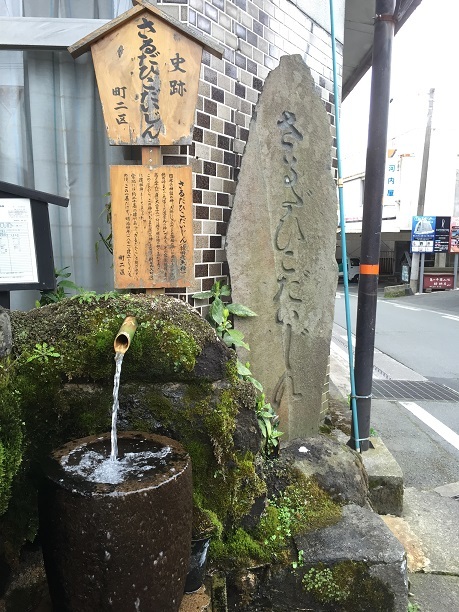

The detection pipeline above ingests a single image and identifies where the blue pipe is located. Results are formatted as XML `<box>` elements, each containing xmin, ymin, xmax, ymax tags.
<box><xmin>328</xmin><ymin>0</ymin><xmax>360</xmax><ymax>452</ymax></box>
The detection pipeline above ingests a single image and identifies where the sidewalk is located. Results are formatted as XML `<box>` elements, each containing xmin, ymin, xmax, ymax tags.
<box><xmin>329</xmin><ymin>350</ymin><xmax>459</xmax><ymax>612</ymax></box>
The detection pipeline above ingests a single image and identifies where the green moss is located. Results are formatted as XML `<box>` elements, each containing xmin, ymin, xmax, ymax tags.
<box><xmin>202</xmin><ymin>389</ymin><xmax>237</xmax><ymax>464</ymax></box>
<box><xmin>210</xmin><ymin>528</ymin><xmax>271</xmax><ymax>567</ymax></box>
<box><xmin>228</xmin><ymin>453</ymin><xmax>266</xmax><ymax>522</ymax></box>
<box><xmin>9</xmin><ymin>294</ymin><xmax>212</xmax><ymax>384</ymax></box>
<box><xmin>239</xmin><ymin>476</ymin><xmax>341</xmax><ymax>567</ymax></box>
<box><xmin>0</xmin><ymin>393</ymin><xmax>23</xmax><ymax>515</ymax></box>
<box><xmin>208</xmin><ymin>474</ymin><xmax>341</xmax><ymax>570</ymax></box>
<box><xmin>192</xmin><ymin>491</ymin><xmax>223</xmax><ymax>538</ymax></box>
<box><xmin>302</xmin><ymin>561</ymin><xmax>394</xmax><ymax>611</ymax></box>
<box><xmin>175</xmin><ymin>384</ymin><xmax>264</xmax><ymax>554</ymax></box>
<box><xmin>276</xmin><ymin>478</ymin><xmax>342</xmax><ymax>535</ymax></box>
<box><xmin>121</xmin><ymin>320</ymin><xmax>200</xmax><ymax>380</ymax></box>
<box><xmin>225</xmin><ymin>357</ymin><xmax>239</xmax><ymax>384</ymax></box>
<box><xmin>253</xmin><ymin>473</ymin><xmax>341</xmax><ymax>557</ymax></box>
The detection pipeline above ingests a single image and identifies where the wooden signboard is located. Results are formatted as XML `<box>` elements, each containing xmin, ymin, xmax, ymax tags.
<box><xmin>111</xmin><ymin>165</ymin><xmax>193</xmax><ymax>289</ymax></box>
<box><xmin>91</xmin><ymin>10</ymin><xmax>202</xmax><ymax>146</ymax></box>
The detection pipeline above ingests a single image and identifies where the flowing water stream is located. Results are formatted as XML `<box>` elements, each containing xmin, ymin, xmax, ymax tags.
<box><xmin>58</xmin><ymin>350</ymin><xmax>172</xmax><ymax>485</ymax></box>
<box><xmin>41</xmin><ymin>326</ymin><xmax>192</xmax><ymax>612</ymax></box>
<box><xmin>111</xmin><ymin>351</ymin><xmax>124</xmax><ymax>461</ymax></box>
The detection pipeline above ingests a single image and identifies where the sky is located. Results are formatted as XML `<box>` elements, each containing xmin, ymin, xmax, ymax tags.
<box><xmin>340</xmin><ymin>0</ymin><xmax>459</xmax><ymax>181</ymax></box>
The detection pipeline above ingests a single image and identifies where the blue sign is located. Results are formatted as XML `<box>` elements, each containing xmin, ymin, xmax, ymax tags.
<box><xmin>411</xmin><ymin>216</ymin><xmax>435</xmax><ymax>252</ymax></box>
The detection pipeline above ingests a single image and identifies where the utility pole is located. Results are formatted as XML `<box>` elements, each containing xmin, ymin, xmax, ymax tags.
<box><xmin>350</xmin><ymin>0</ymin><xmax>396</xmax><ymax>451</ymax></box>
<box><xmin>410</xmin><ymin>88</ymin><xmax>435</xmax><ymax>293</ymax></box>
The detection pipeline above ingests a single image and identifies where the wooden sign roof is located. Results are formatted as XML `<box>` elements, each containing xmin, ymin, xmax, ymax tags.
<box><xmin>68</xmin><ymin>0</ymin><xmax>223</xmax><ymax>60</ymax></box>
<box><xmin>68</xmin><ymin>1</ymin><xmax>222</xmax><ymax>147</ymax></box>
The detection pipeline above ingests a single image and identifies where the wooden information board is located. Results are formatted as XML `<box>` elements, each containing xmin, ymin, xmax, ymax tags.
<box><xmin>91</xmin><ymin>10</ymin><xmax>202</xmax><ymax>146</ymax></box>
<box><xmin>111</xmin><ymin>165</ymin><xmax>193</xmax><ymax>289</ymax></box>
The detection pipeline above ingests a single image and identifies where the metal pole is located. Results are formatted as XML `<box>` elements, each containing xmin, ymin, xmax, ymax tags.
<box><xmin>419</xmin><ymin>252</ymin><xmax>425</xmax><ymax>293</ymax></box>
<box><xmin>350</xmin><ymin>0</ymin><xmax>396</xmax><ymax>452</ymax></box>
<box><xmin>410</xmin><ymin>88</ymin><xmax>435</xmax><ymax>293</ymax></box>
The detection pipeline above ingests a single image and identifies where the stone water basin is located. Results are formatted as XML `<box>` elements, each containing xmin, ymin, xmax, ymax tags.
<box><xmin>39</xmin><ymin>431</ymin><xmax>192</xmax><ymax>612</ymax></box>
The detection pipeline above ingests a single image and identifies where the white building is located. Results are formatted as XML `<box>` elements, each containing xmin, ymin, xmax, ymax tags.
<box><xmin>339</xmin><ymin>1</ymin><xmax>459</xmax><ymax>278</ymax></box>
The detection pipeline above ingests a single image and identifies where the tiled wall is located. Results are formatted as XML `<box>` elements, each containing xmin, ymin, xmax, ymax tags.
<box><xmin>154</xmin><ymin>0</ymin><xmax>342</xmax><ymax>309</ymax></box>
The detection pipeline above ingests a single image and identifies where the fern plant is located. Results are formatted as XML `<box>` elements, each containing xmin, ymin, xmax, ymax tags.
<box><xmin>36</xmin><ymin>267</ymin><xmax>81</xmax><ymax>307</ymax></box>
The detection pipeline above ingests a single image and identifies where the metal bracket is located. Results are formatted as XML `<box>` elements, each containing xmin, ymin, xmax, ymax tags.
<box><xmin>375</xmin><ymin>14</ymin><xmax>397</xmax><ymax>23</ymax></box>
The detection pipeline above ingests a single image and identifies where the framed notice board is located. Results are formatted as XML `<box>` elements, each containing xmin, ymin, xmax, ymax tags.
<box><xmin>0</xmin><ymin>181</ymin><xmax>69</xmax><ymax>293</ymax></box>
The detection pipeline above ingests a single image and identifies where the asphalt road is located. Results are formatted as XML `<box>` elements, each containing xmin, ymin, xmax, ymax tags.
<box><xmin>332</xmin><ymin>286</ymin><xmax>459</xmax><ymax>611</ymax></box>
<box><xmin>334</xmin><ymin>285</ymin><xmax>459</xmax><ymax>380</ymax></box>
<box><xmin>332</xmin><ymin>285</ymin><xmax>459</xmax><ymax>489</ymax></box>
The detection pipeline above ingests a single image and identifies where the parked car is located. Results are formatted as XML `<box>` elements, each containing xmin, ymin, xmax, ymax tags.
<box><xmin>337</xmin><ymin>257</ymin><xmax>360</xmax><ymax>282</ymax></box>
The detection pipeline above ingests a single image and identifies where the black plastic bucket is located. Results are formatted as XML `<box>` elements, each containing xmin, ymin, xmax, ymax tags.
<box><xmin>184</xmin><ymin>537</ymin><xmax>210</xmax><ymax>593</ymax></box>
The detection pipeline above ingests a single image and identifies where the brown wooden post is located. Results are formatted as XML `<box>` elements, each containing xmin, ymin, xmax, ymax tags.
<box><xmin>142</xmin><ymin>147</ymin><xmax>161</xmax><ymax>169</ymax></box>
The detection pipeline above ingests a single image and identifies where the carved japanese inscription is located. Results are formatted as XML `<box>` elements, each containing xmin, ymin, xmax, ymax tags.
<box><xmin>272</xmin><ymin>111</ymin><xmax>308</xmax><ymax>415</ymax></box>
<box><xmin>91</xmin><ymin>10</ymin><xmax>202</xmax><ymax>146</ymax></box>
<box><xmin>226</xmin><ymin>55</ymin><xmax>338</xmax><ymax>441</ymax></box>
<box><xmin>111</xmin><ymin>165</ymin><xmax>193</xmax><ymax>288</ymax></box>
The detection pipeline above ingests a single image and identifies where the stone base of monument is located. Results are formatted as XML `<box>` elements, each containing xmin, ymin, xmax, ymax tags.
<box><xmin>226</xmin><ymin>504</ymin><xmax>408</xmax><ymax>611</ymax></box>
<box><xmin>332</xmin><ymin>428</ymin><xmax>405</xmax><ymax>517</ymax></box>
<box><xmin>361</xmin><ymin>436</ymin><xmax>404</xmax><ymax>516</ymax></box>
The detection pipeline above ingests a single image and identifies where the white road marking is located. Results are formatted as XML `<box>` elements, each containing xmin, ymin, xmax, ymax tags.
<box><xmin>392</xmin><ymin>305</ymin><xmax>421</xmax><ymax>311</ymax></box>
<box><xmin>383</xmin><ymin>302</ymin><xmax>459</xmax><ymax>318</ymax></box>
<box><xmin>400</xmin><ymin>402</ymin><xmax>459</xmax><ymax>452</ymax></box>
<box><xmin>442</xmin><ymin>315</ymin><xmax>459</xmax><ymax>322</ymax></box>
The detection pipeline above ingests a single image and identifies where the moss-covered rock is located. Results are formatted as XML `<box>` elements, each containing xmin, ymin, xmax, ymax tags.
<box><xmin>301</xmin><ymin>560</ymin><xmax>395</xmax><ymax>611</ymax></box>
<box><xmin>0</xmin><ymin>295</ymin><xmax>264</xmax><ymax>574</ymax></box>
<box><xmin>0</xmin><ymin>296</ymin><xmax>403</xmax><ymax>611</ymax></box>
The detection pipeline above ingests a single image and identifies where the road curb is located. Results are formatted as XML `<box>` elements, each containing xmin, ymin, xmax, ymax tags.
<box><xmin>329</xmin><ymin>380</ymin><xmax>405</xmax><ymax>517</ymax></box>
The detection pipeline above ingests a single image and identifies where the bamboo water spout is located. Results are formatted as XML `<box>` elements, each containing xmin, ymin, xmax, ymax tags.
<box><xmin>114</xmin><ymin>316</ymin><xmax>137</xmax><ymax>353</ymax></box>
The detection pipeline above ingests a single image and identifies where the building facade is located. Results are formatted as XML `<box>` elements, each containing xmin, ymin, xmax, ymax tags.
<box><xmin>0</xmin><ymin>0</ymin><xmax>343</xmax><ymax>309</ymax></box>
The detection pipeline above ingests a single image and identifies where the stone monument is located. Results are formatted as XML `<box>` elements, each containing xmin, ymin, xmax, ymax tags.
<box><xmin>226</xmin><ymin>54</ymin><xmax>338</xmax><ymax>441</ymax></box>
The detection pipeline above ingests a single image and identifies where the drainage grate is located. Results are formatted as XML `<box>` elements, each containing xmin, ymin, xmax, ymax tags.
<box><xmin>371</xmin><ymin>380</ymin><xmax>459</xmax><ymax>402</ymax></box>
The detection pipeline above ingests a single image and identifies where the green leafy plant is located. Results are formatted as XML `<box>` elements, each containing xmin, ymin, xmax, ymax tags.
<box><xmin>292</xmin><ymin>548</ymin><xmax>304</xmax><ymax>569</ymax></box>
<box><xmin>255</xmin><ymin>393</ymin><xmax>283</xmax><ymax>455</ymax></box>
<box><xmin>268</xmin><ymin>481</ymin><xmax>341</xmax><ymax>543</ymax></box>
<box><xmin>407</xmin><ymin>603</ymin><xmax>421</xmax><ymax>612</ymax></box>
<box><xmin>302</xmin><ymin>565</ymin><xmax>351</xmax><ymax>604</ymax></box>
<box><xmin>193</xmin><ymin>281</ymin><xmax>256</xmax><ymax>349</ymax></box>
<box><xmin>25</xmin><ymin>343</ymin><xmax>60</xmax><ymax>364</ymax></box>
<box><xmin>73</xmin><ymin>290</ymin><xmax>118</xmax><ymax>305</ymax></box>
<box><xmin>36</xmin><ymin>267</ymin><xmax>81</xmax><ymax>307</ymax></box>
<box><xmin>193</xmin><ymin>282</ymin><xmax>283</xmax><ymax>455</ymax></box>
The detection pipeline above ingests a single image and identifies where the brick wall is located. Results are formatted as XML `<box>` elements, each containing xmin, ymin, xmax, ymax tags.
<box><xmin>153</xmin><ymin>0</ymin><xmax>341</xmax><ymax>309</ymax></box>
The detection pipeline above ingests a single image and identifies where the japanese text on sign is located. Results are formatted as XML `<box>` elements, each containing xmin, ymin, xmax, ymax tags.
<box><xmin>93</xmin><ymin>10</ymin><xmax>202</xmax><ymax>146</ymax></box>
<box><xmin>0</xmin><ymin>199</ymin><xmax>38</xmax><ymax>284</ymax></box>
<box><xmin>111</xmin><ymin>166</ymin><xmax>193</xmax><ymax>289</ymax></box>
